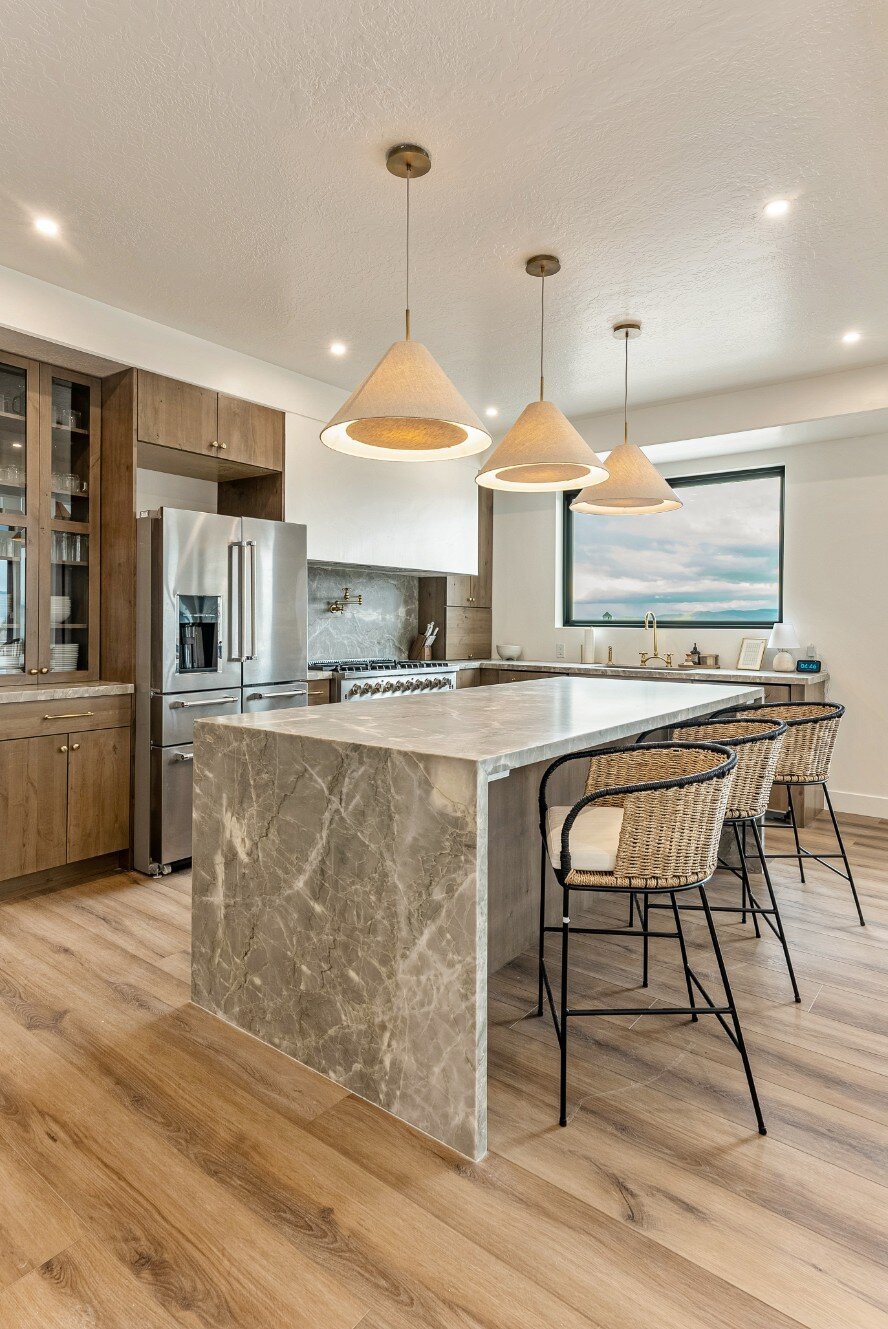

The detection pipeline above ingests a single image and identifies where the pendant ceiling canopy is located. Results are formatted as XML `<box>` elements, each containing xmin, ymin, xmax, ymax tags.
<box><xmin>476</xmin><ymin>256</ymin><xmax>608</xmax><ymax>492</ymax></box>
<box><xmin>570</xmin><ymin>322</ymin><xmax>682</xmax><ymax>515</ymax></box>
<box><xmin>321</xmin><ymin>144</ymin><xmax>490</xmax><ymax>463</ymax></box>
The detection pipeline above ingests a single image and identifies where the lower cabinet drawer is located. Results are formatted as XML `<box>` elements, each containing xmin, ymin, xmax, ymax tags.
<box><xmin>0</xmin><ymin>694</ymin><xmax>132</xmax><ymax>741</ymax></box>
<box><xmin>308</xmin><ymin>680</ymin><xmax>331</xmax><ymax>706</ymax></box>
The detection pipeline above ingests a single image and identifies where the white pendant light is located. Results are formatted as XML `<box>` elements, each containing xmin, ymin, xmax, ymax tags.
<box><xmin>321</xmin><ymin>144</ymin><xmax>490</xmax><ymax>462</ymax></box>
<box><xmin>476</xmin><ymin>256</ymin><xmax>609</xmax><ymax>491</ymax></box>
<box><xmin>570</xmin><ymin>322</ymin><xmax>682</xmax><ymax>515</ymax></box>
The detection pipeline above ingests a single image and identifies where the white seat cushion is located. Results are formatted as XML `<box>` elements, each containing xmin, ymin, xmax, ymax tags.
<box><xmin>546</xmin><ymin>805</ymin><xmax>624</xmax><ymax>873</ymax></box>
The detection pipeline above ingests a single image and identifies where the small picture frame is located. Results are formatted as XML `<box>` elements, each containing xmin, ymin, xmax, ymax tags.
<box><xmin>737</xmin><ymin>637</ymin><xmax>766</xmax><ymax>671</ymax></box>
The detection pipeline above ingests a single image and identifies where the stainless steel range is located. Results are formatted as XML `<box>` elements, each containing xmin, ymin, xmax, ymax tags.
<box><xmin>311</xmin><ymin>657</ymin><xmax>458</xmax><ymax>702</ymax></box>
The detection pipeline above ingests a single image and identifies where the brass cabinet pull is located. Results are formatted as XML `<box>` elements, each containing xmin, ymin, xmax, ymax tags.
<box><xmin>28</xmin><ymin>668</ymin><xmax>38</xmax><ymax>675</ymax></box>
<box><xmin>59</xmin><ymin>744</ymin><xmax>68</xmax><ymax>753</ymax></box>
<box><xmin>40</xmin><ymin>667</ymin><xmax>49</xmax><ymax>674</ymax></box>
<box><xmin>71</xmin><ymin>742</ymin><xmax>81</xmax><ymax>751</ymax></box>
<box><xmin>44</xmin><ymin>710</ymin><xmax>94</xmax><ymax>720</ymax></box>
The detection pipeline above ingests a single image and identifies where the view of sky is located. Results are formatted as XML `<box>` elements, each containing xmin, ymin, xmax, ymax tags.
<box><xmin>569</xmin><ymin>471</ymin><xmax>782</xmax><ymax>624</ymax></box>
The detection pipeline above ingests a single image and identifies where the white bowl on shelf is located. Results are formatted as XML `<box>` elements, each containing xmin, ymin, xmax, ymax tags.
<box><xmin>496</xmin><ymin>644</ymin><xmax>522</xmax><ymax>661</ymax></box>
<box><xmin>50</xmin><ymin>595</ymin><xmax>72</xmax><ymax>624</ymax></box>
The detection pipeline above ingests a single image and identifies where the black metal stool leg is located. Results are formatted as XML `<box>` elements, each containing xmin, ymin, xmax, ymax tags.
<box><xmin>733</xmin><ymin>821</ymin><xmax>761</xmax><ymax>938</ymax></box>
<box><xmin>749</xmin><ymin>818</ymin><xmax>801</xmax><ymax>1002</ymax></box>
<box><xmin>559</xmin><ymin>886</ymin><xmax>570</xmax><ymax>1126</ymax></box>
<box><xmin>786</xmin><ymin>785</ymin><xmax>806</xmax><ymax>883</ymax></box>
<box><xmin>669</xmin><ymin>890</ymin><xmax>698</xmax><ymax>1022</ymax></box>
<box><xmin>823</xmin><ymin>784</ymin><xmax>866</xmax><ymax>926</ymax></box>
<box><xmin>699</xmin><ymin>886</ymin><xmax>767</xmax><ymax>1136</ymax></box>
<box><xmin>535</xmin><ymin>837</ymin><xmax>547</xmax><ymax>1016</ymax></box>
<box><xmin>642</xmin><ymin>893</ymin><xmax>650</xmax><ymax>988</ymax></box>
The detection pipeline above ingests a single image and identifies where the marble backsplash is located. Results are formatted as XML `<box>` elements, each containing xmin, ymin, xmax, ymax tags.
<box><xmin>308</xmin><ymin>563</ymin><xmax>419</xmax><ymax>661</ymax></box>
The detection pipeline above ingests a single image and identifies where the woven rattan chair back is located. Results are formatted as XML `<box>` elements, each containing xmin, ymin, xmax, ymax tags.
<box><xmin>744</xmin><ymin>702</ymin><xmax>844</xmax><ymax>783</ymax></box>
<box><xmin>569</xmin><ymin>743</ymin><xmax>736</xmax><ymax>890</ymax></box>
<box><xmin>673</xmin><ymin>717</ymin><xmax>786</xmax><ymax>819</ymax></box>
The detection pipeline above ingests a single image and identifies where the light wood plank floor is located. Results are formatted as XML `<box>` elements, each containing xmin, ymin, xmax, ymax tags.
<box><xmin>0</xmin><ymin>814</ymin><xmax>885</xmax><ymax>1327</ymax></box>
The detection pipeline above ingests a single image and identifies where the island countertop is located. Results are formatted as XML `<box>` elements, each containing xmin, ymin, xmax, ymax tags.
<box><xmin>198</xmin><ymin>674</ymin><xmax>763</xmax><ymax>772</ymax></box>
<box><xmin>192</xmin><ymin>674</ymin><xmax>762</xmax><ymax>1160</ymax></box>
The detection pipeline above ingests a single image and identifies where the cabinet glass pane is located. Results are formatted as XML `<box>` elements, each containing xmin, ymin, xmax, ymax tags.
<box><xmin>0</xmin><ymin>523</ymin><xmax>26</xmax><ymax>675</ymax></box>
<box><xmin>0</xmin><ymin>361</ymin><xmax>28</xmax><ymax>517</ymax></box>
<box><xmin>49</xmin><ymin>376</ymin><xmax>90</xmax><ymax>522</ymax></box>
<box><xmin>50</xmin><ymin>529</ymin><xmax>88</xmax><ymax>673</ymax></box>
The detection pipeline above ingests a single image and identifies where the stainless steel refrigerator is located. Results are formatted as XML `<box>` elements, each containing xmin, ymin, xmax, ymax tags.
<box><xmin>134</xmin><ymin>508</ymin><xmax>308</xmax><ymax>875</ymax></box>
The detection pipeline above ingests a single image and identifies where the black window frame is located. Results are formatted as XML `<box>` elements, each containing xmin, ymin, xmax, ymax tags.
<box><xmin>562</xmin><ymin>464</ymin><xmax>785</xmax><ymax>629</ymax></box>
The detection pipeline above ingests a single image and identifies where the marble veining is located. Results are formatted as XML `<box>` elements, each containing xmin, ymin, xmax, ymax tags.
<box><xmin>0</xmin><ymin>681</ymin><xmax>134</xmax><ymax>704</ymax></box>
<box><xmin>191</xmin><ymin>676</ymin><xmax>761</xmax><ymax>1158</ymax></box>
<box><xmin>308</xmin><ymin>563</ymin><xmax>418</xmax><ymax>661</ymax></box>
<box><xmin>192</xmin><ymin>720</ymin><xmax>486</xmax><ymax>1157</ymax></box>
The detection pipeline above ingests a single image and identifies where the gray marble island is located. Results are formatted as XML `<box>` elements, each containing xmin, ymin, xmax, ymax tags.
<box><xmin>191</xmin><ymin>676</ymin><xmax>761</xmax><ymax>1159</ymax></box>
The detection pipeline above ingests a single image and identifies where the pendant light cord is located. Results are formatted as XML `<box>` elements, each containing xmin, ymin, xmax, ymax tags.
<box><xmin>623</xmin><ymin>328</ymin><xmax>629</xmax><ymax>444</ymax></box>
<box><xmin>404</xmin><ymin>167</ymin><xmax>411</xmax><ymax>340</ymax></box>
<box><xmin>539</xmin><ymin>273</ymin><xmax>545</xmax><ymax>400</ymax></box>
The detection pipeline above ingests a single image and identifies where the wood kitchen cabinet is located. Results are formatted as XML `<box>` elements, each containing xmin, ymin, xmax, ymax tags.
<box><xmin>0</xmin><ymin>350</ymin><xmax>101</xmax><ymax>687</ymax></box>
<box><xmin>66</xmin><ymin>726</ymin><xmax>131</xmax><ymax>862</ymax></box>
<box><xmin>136</xmin><ymin>371</ymin><xmax>217</xmax><ymax>456</ymax></box>
<box><xmin>135</xmin><ymin>370</ymin><xmax>283</xmax><ymax>472</ymax></box>
<box><xmin>0</xmin><ymin>735</ymin><xmax>68</xmax><ymax>879</ymax></box>
<box><xmin>0</xmin><ymin>693</ymin><xmax>133</xmax><ymax>887</ymax></box>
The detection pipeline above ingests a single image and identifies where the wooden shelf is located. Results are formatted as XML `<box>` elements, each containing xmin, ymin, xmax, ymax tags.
<box><xmin>0</xmin><ymin>411</ymin><xmax>25</xmax><ymax>424</ymax></box>
<box><xmin>51</xmin><ymin>423</ymin><xmax>89</xmax><ymax>435</ymax></box>
<box><xmin>51</xmin><ymin>560</ymin><xmax>88</xmax><ymax>568</ymax></box>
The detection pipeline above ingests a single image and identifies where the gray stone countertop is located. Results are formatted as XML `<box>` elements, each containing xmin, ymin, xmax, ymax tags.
<box><xmin>0</xmin><ymin>680</ymin><xmax>134</xmax><ymax>704</ymax></box>
<box><xmin>200</xmin><ymin>675</ymin><xmax>762</xmax><ymax>775</ymax></box>
<box><xmin>452</xmin><ymin>658</ymin><xmax>828</xmax><ymax>687</ymax></box>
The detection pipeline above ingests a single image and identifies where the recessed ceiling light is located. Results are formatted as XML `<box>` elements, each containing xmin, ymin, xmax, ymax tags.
<box><xmin>34</xmin><ymin>216</ymin><xmax>60</xmax><ymax>237</ymax></box>
<box><xmin>485</xmin><ymin>406</ymin><xmax>499</xmax><ymax>418</ymax></box>
<box><xmin>841</xmin><ymin>329</ymin><xmax>862</xmax><ymax>344</ymax></box>
<box><xmin>763</xmin><ymin>199</ymin><xmax>791</xmax><ymax>218</ymax></box>
<box><xmin>329</xmin><ymin>341</ymin><xmax>347</xmax><ymax>356</ymax></box>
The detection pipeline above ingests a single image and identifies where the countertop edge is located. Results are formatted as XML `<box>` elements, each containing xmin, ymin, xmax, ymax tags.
<box><xmin>0</xmin><ymin>680</ymin><xmax>135</xmax><ymax>704</ymax></box>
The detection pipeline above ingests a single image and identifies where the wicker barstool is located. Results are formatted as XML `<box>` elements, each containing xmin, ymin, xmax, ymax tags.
<box><xmin>536</xmin><ymin>741</ymin><xmax>766</xmax><ymax>1134</ymax></box>
<box><xmin>645</xmin><ymin>716</ymin><xmax>800</xmax><ymax>1002</ymax></box>
<box><xmin>716</xmin><ymin>701</ymin><xmax>863</xmax><ymax>926</ymax></box>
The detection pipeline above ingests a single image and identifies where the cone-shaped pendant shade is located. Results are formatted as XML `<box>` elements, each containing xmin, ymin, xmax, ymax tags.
<box><xmin>570</xmin><ymin>441</ymin><xmax>682</xmax><ymax>514</ymax></box>
<box><xmin>321</xmin><ymin>338</ymin><xmax>490</xmax><ymax>462</ymax></box>
<box><xmin>476</xmin><ymin>400</ymin><xmax>609</xmax><ymax>492</ymax></box>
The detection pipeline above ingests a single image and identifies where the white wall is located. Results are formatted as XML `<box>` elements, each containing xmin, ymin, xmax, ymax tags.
<box><xmin>0</xmin><ymin>263</ymin><xmax>477</xmax><ymax>574</ymax></box>
<box><xmin>492</xmin><ymin>434</ymin><xmax>888</xmax><ymax>817</ymax></box>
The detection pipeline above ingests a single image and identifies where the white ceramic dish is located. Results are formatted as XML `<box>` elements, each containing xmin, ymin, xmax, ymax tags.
<box><xmin>496</xmin><ymin>644</ymin><xmax>522</xmax><ymax>661</ymax></box>
<box><xmin>50</xmin><ymin>595</ymin><xmax>72</xmax><ymax>624</ymax></box>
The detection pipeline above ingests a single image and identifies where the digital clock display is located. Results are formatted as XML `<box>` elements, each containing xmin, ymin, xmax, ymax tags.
<box><xmin>795</xmin><ymin>658</ymin><xmax>822</xmax><ymax>673</ymax></box>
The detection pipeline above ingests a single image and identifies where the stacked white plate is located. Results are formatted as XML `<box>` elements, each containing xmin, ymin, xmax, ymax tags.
<box><xmin>50</xmin><ymin>643</ymin><xmax>79</xmax><ymax>671</ymax></box>
<box><xmin>50</xmin><ymin>595</ymin><xmax>72</xmax><ymax>624</ymax></box>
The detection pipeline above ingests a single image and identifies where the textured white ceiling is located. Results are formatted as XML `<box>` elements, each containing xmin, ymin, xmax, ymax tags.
<box><xmin>0</xmin><ymin>0</ymin><xmax>886</xmax><ymax>423</ymax></box>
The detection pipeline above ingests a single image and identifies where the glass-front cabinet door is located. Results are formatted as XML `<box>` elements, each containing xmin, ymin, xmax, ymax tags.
<box><xmin>38</xmin><ymin>365</ymin><xmax>101</xmax><ymax>680</ymax></box>
<box><xmin>0</xmin><ymin>355</ymin><xmax>39</xmax><ymax>678</ymax></box>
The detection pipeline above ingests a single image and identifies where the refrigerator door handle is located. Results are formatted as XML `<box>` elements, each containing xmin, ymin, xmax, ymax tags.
<box><xmin>246</xmin><ymin>540</ymin><xmax>257</xmax><ymax>661</ymax></box>
<box><xmin>229</xmin><ymin>541</ymin><xmax>245</xmax><ymax>662</ymax></box>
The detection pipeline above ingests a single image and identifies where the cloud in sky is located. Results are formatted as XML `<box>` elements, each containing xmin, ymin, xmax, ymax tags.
<box><xmin>570</xmin><ymin>472</ymin><xmax>782</xmax><ymax>622</ymax></box>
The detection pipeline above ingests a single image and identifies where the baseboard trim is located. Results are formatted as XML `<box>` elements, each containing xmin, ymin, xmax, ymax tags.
<box><xmin>0</xmin><ymin>852</ymin><xmax>126</xmax><ymax>904</ymax></box>
<box><xmin>827</xmin><ymin>789</ymin><xmax>888</xmax><ymax>820</ymax></box>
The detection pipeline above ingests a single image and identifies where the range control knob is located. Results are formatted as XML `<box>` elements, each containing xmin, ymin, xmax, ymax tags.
<box><xmin>382</xmin><ymin>681</ymin><xmax>395</xmax><ymax>693</ymax></box>
<box><xmin>371</xmin><ymin>682</ymin><xmax>383</xmax><ymax>694</ymax></box>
